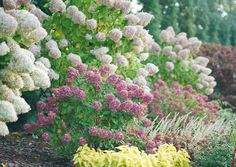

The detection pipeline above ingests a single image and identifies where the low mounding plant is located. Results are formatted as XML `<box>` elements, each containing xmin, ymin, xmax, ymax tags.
<box><xmin>146</xmin><ymin>27</ymin><xmax>216</xmax><ymax>95</ymax></box>
<box><xmin>73</xmin><ymin>144</ymin><xmax>191</xmax><ymax>167</ymax></box>
<box><xmin>193</xmin><ymin>137</ymin><xmax>235</xmax><ymax>167</ymax></box>
<box><xmin>24</xmin><ymin>64</ymin><xmax>157</xmax><ymax>158</ymax></box>
<box><xmin>147</xmin><ymin>79</ymin><xmax>219</xmax><ymax>120</ymax></box>
<box><xmin>0</xmin><ymin>3</ymin><xmax>52</xmax><ymax>136</ymax></box>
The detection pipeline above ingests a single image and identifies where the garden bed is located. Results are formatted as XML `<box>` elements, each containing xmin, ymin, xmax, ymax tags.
<box><xmin>0</xmin><ymin>133</ymin><xmax>71</xmax><ymax>167</ymax></box>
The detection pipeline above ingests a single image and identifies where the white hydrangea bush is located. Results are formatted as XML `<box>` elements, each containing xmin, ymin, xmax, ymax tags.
<box><xmin>145</xmin><ymin>26</ymin><xmax>216</xmax><ymax>95</ymax></box>
<box><xmin>39</xmin><ymin>0</ymin><xmax>161</xmax><ymax>90</ymax></box>
<box><xmin>0</xmin><ymin>2</ymin><xmax>52</xmax><ymax>136</ymax></box>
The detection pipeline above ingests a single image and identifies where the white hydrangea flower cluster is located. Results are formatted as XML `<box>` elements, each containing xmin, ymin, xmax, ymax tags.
<box><xmin>3</xmin><ymin>9</ymin><xmax>48</xmax><ymax>47</ymax></box>
<box><xmin>46</xmin><ymin>39</ymin><xmax>62</xmax><ymax>59</ymax></box>
<box><xmin>159</xmin><ymin>27</ymin><xmax>215</xmax><ymax>95</ymax></box>
<box><xmin>0</xmin><ymin>5</ymin><xmax>52</xmax><ymax>136</ymax></box>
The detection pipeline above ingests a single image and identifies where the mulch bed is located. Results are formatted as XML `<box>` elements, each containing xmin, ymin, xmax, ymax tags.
<box><xmin>0</xmin><ymin>133</ymin><xmax>72</xmax><ymax>167</ymax></box>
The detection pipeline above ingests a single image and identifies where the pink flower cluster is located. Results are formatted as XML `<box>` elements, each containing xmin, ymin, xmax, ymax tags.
<box><xmin>149</xmin><ymin>79</ymin><xmax>219</xmax><ymax>118</ymax></box>
<box><xmin>88</xmin><ymin>127</ymin><xmax>124</xmax><ymax>141</ymax></box>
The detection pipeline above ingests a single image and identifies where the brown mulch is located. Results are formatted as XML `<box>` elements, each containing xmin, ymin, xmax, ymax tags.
<box><xmin>0</xmin><ymin>133</ymin><xmax>72</xmax><ymax>167</ymax></box>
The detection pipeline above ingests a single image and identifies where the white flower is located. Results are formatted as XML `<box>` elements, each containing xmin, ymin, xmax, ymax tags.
<box><xmin>133</xmin><ymin>76</ymin><xmax>147</xmax><ymax>87</ymax></box>
<box><xmin>20</xmin><ymin>73</ymin><xmax>35</xmax><ymax>91</ymax></box>
<box><xmin>0</xmin><ymin>70</ymin><xmax>24</xmax><ymax>89</ymax></box>
<box><xmin>200</xmin><ymin>67</ymin><xmax>212</xmax><ymax>75</ymax></box>
<box><xmin>209</xmin><ymin>81</ymin><xmax>217</xmax><ymax>88</ymax></box>
<box><xmin>48</xmin><ymin>69</ymin><xmax>60</xmax><ymax>80</ymax></box>
<box><xmin>0</xmin><ymin>121</ymin><xmax>9</xmax><ymax>136</ymax></box>
<box><xmin>46</xmin><ymin>40</ymin><xmax>58</xmax><ymax>49</ymax></box>
<box><xmin>151</xmin><ymin>42</ymin><xmax>161</xmax><ymax>55</ymax></box>
<box><xmin>86</xmin><ymin>19</ymin><xmax>97</xmax><ymax>30</ymax></box>
<box><xmin>114</xmin><ymin>0</ymin><xmax>131</xmax><ymax>14</ymax></box>
<box><xmin>67</xmin><ymin>53</ymin><xmax>82</xmax><ymax>67</ymax></box>
<box><xmin>31</xmin><ymin>67</ymin><xmax>51</xmax><ymax>89</ymax></box>
<box><xmin>95</xmin><ymin>0</ymin><xmax>115</xmax><ymax>7</ymax></box>
<box><xmin>3</xmin><ymin>0</ymin><xmax>16</xmax><ymax>10</ymax></box>
<box><xmin>49</xmin><ymin>48</ymin><xmax>61</xmax><ymax>59</ymax></box>
<box><xmin>175</xmin><ymin>32</ymin><xmax>188</xmax><ymax>46</ymax></box>
<box><xmin>85</xmin><ymin>34</ymin><xmax>93</xmax><ymax>41</ymax></box>
<box><xmin>0</xmin><ymin>10</ymin><xmax>18</xmax><ymax>38</ymax></box>
<box><xmin>28</xmin><ymin>4</ymin><xmax>49</xmax><ymax>23</ymax></box>
<box><xmin>100</xmin><ymin>54</ymin><xmax>113</xmax><ymax>64</ymax></box>
<box><xmin>145</xmin><ymin>63</ymin><xmax>159</xmax><ymax>75</ymax></box>
<box><xmin>96</xmin><ymin>32</ymin><xmax>106</xmax><ymax>42</ymax></box>
<box><xmin>59</xmin><ymin>39</ymin><xmax>69</xmax><ymax>48</ymax></box>
<box><xmin>174</xmin><ymin>45</ymin><xmax>183</xmax><ymax>52</ymax></box>
<box><xmin>0</xmin><ymin>85</ymin><xmax>16</xmax><ymax>101</ymax></box>
<box><xmin>124</xmin><ymin>52</ymin><xmax>132</xmax><ymax>59</ymax></box>
<box><xmin>194</xmin><ymin>56</ymin><xmax>209</xmax><ymax>67</ymax></box>
<box><xmin>91</xmin><ymin>47</ymin><xmax>109</xmax><ymax>57</ymax></box>
<box><xmin>107</xmin><ymin>64</ymin><xmax>118</xmax><ymax>74</ymax></box>
<box><xmin>49</xmin><ymin>0</ymin><xmax>66</xmax><ymax>13</ymax></box>
<box><xmin>125</xmin><ymin>14</ymin><xmax>140</xmax><ymax>25</ymax></box>
<box><xmin>169</xmin><ymin>51</ymin><xmax>177</xmax><ymax>60</ymax></box>
<box><xmin>88</xmin><ymin>6</ymin><xmax>95</xmax><ymax>13</ymax></box>
<box><xmin>188</xmin><ymin>37</ymin><xmax>202</xmax><ymax>53</ymax></box>
<box><xmin>67</xmin><ymin>6</ymin><xmax>86</xmax><ymax>24</ymax></box>
<box><xmin>0</xmin><ymin>100</ymin><xmax>17</xmax><ymax>122</ymax></box>
<box><xmin>18</xmin><ymin>0</ymin><xmax>31</xmax><ymax>5</ymax></box>
<box><xmin>162</xmin><ymin>46</ymin><xmax>172</xmax><ymax>55</ymax></box>
<box><xmin>125</xmin><ymin>78</ymin><xmax>133</xmax><ymax>84</ymax></box>
<box><xmin>166</xmin><ymin>61</ymin><xmax>174</xmax><ymax>71</ymax></box>
<box><xmin>191</xmin><ymin>63</ymin><xmax>201</xmax><ymax>72</ymax></box>
<box><xmin>10</xmin><ymin>10</ymin><xmax>41</xmax><ymax>36</ymax></box>
<box><xmin>139</xmin><ymin>53</ymin><xmax>149</xmax><ymax>61</ymax></box>
<box><xmin>24</xmin><ymin>27</ymin><xmax>47</xmax><ymax>46</ymax></box>
<box><xmin>115</xmin><ymin>53</ymin><xmax>128</xmax><ymax>66</ymax></box>
<box><xmin>35</xmin><ymin>61</ymin><xmax>49</xmax><ymax>73</ymax></box>
<box><xmin>29</xmin><ymin>44</ymin><xmax>41</xmax><ymax>57</ymax></box>
<box><xmin>136</xmin><ymin>12</ymin><xmax>154</xmax><ymax>27</ymax></box>
<box><xmin>109</xmin><ymin>29</ymin><xmax>123</xmax><ymax>42</ymax></box>
<box><xmin>0</xmin><ymin>42</ymin><xmax>10</xmax><ymax>56</ymax></box>
<box><xmin>137</xmin><ymin>68</ymin><xmax>149</xmax><ymax>77</ymax></box>
<box><xmin>123</xmin><ymin>26</ymin><xmax>137</xmax><ymax>39</ymax></box>
<box><xmin>10</xmin><ymin>96</ymin><xmax>31</xmax><ymax>115</ymax></box>
<box><xmin>159</xmin><ymin>30</ymin><xmax>170</xmax><ymax>43</ymax></box>
<box><xmin>9</xmin><ymin>50</ymin><xmax>35</xmax><ymax>73</ymax></box>
<box><xmin>178</xmin><ymin>49</ymin><xmax>190</xmax><ymax>60</ymax></box>
<box><xmin>205</xmin><ymin>88</ymin><xmax>214</xmax><ymax>95</ymax></box>
<box><xmin>196</xmin><ymin>83</ymin><xmax>204</xmax><ymax>89</ymax></box>
<box><xmin>38</xmin><ymin>57</ymin><xmax>51</xmax><ymax>68</ymax></box>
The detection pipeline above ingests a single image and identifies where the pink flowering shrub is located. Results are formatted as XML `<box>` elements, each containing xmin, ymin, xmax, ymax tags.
<box><xmin>148</xmin><ymin>79</ymin><xmax>219</xmax><ymax>121</ymax></box>
<box><xmin>24</xmin><ymin>65</ymin><xmax>153</xmax><ymax>158</ymax></box>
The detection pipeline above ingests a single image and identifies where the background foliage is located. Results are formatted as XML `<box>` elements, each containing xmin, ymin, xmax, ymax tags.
<box><xmin>138</xmin><ymin>0</ymin><xmax>236</xmax><ymax>46</ymax></box>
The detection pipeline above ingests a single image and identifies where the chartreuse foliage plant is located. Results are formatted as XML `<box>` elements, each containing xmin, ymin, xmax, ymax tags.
<box><xmin>73</xmin><ymin>144</ymin><xmax>191</xmax><ymax>167</ymax></box>
<box><xmin>0</xmin><ymin>1</ymin><xmax>52</xmax><ymax>136</ymax></box>
<box><xmin>41</xmin><ymin>0</ymin><xmax>160</xmax><ymax>88</ymax></box>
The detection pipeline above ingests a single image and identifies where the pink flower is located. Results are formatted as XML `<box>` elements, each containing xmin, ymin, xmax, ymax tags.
<box><xmin>42</xmin><ymin>132</ymin><xmax>51</xmax><ymax>142</ymax></box>
<box><xmin>114</xmin><ymin>131</ymin><xmax>124</xmax><ymax>141</ymax></box>
<box><xmin>77</xmin><ymin>64</ymin><xmax>87</xmax><ymax>73</ymax></box>
<box><xmin>62</xmin><ymin>134</ymin><xmax>72</xmax><ymax>143</ymax></box>
<box><xmin>118</xmin><ymin>90</ymin><xmax>129</xmax><ymax>99</ymax></box>
<box><xmin>52</xmin><ymin>86</ymin><xmax>73</xmax><ymax>99</ymax></box>
<box><xmin>120</xmin><ymin>100</ymin><xmax>133</xmax><ymax>112</ymax></box>
<box><xmin>107</xmin><ymin>74</ymin><xmax>120</xmax><ymax>86</ymax></box>
<box><xmin>36</xmin><ymin>101</ymin><xmax>47</xmax><ymax>110</ymax></box>
<box><xmin>108</xmin><ymin>99</ymin><xmax>121</xmax><ymax>111</ymax></box>
<box><xmin>93</xmin><ymin>101</ymin><xmax>102</xmax><ymax>111</ymax></box>
<box><xmin>105</xmin><ymin>93</ymin><xmax>115</xmax><ymax>103</ymax></box>
<box><xmin>142</xmin><ymin>93</ymin><xmax>153</xmax><ymax>104</ymax></box>
<box><xmin>48</xmin><ymin>111</ymin><xmax>56</xmax><ymax>124</ymax></box>
<box><xmin>143</xmin><ymin>119</ymin><xmax>152</xmax><ymax>127</ymax></box>
<box><xmin>89</xmin><ymin>127</ymin><xmax>98</xmax><ymax>136</ymax></box>
<box><xmin>150</xmin><ymin>105</ymin><xmax>161</xmax><ymax>113</ymax></box>
<box><xmin>98</xmin><ymin>129</ymin><xmax>112</xmax><ymax>139</ymax></box>
<box><xmin>145</xmin><ymin>141</ymin><xmax>156</xmax><ymax>149</ymax></box>
<box><xmin>99</xmin><ymin>65</ymin><xmax>110</xmax><ymax>76</ymax></box>
<box><xmin>78</xmin><ymin>137</ymin><xmax>87</xmax><ymax>145</ymax></box>
<box><xmin>115</xmin><ymin>82</ymin><xmax>127</xmax><ymax>91</ymax></box>
<box><xmin>38</xmin><ymin>113</ymin><xmax>48</xmax><ymax>127</ymax></box>
<box><xmin>85</xmin><ymin>71</ymin><xmax>102</xmax><ymax>86</ymax></box>
<box><xmin>72</xmin><ymin>87</ymin><xmax>86</xmax><ymax>101</ymax></box>
<box><xmin>67</xmin><ymin>67</ymin><xmax>79</xmax><ymax>78</ymax></box>
<box><xmin>23</xmin><ymin>123</ymin><xmax>39</xmax><ymax>134</ymax></box>
<box><xmin>131</xmin><ymin>103</ymin><xmax>146</xmax><ymax>118</ymax></box>
<box><xmin>157</xmin><ymin>112</ymin><xmax>165</xmax><ymax>119</ymax></box>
